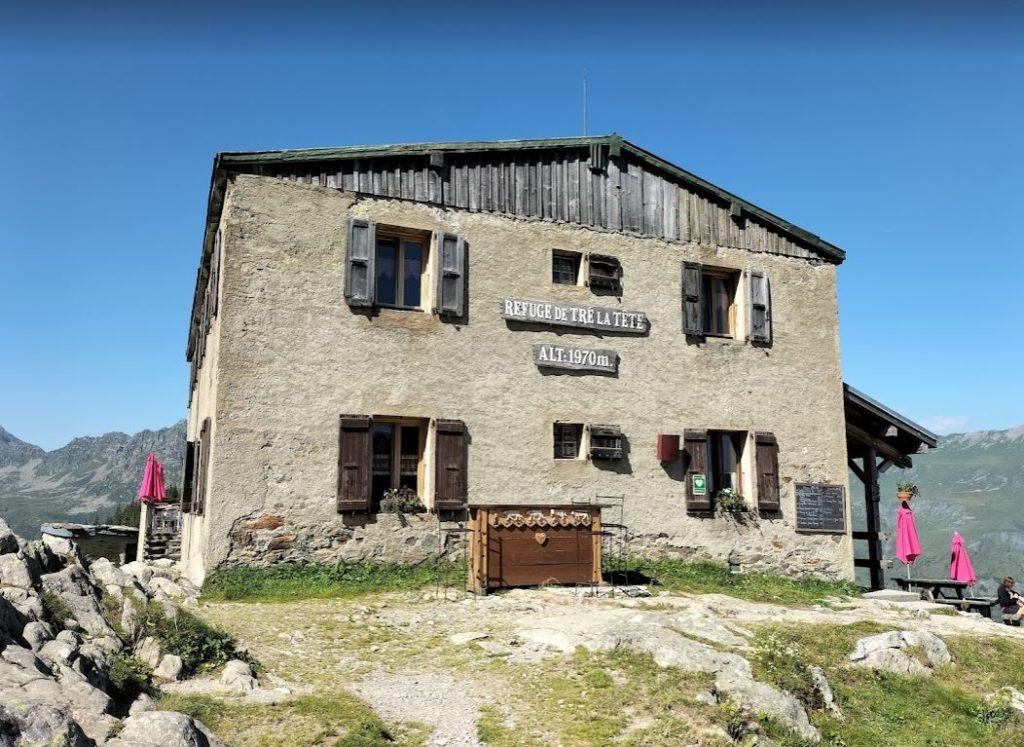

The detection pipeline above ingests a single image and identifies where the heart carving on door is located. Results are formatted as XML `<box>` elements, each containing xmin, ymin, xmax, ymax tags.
<box><xmin>534</xmin><ymin>531</ymin><xmax>548</xmax><ymax>546</ymax></box>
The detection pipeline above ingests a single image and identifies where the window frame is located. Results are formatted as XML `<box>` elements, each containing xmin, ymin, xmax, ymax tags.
<box><xmin>552</xmin><ymin>250</ymin><xmax>583</xmax><ymax>286</ymax></box>
<box><xmin>375</xmin><ymin>228</ymin><xmax>430</xmax><ymax>311</ymax></box>
<box><xmin>701</xmin><ymin>268</ymin><xmax>739</xmax><ymax>338</ymax></box>
<box><xmin>369</xmin><ymin>416</ymin><xmax>428</xmax><ymax>509</ymax></box>
<box><xmin>553</xmin><ymin>422</ymin><xmax>584</xmax><ymax>460</ymax></box>
<box><xmin>708</xmin><ymin>430</ymin><xmax>746</xmax><ymax>497</ymax></box>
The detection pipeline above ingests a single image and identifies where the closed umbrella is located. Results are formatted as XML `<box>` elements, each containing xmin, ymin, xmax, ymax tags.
<box><xmin>138</xmin><ymin>452</ymin><xmax>167</xmax><ymax>503</ymax></box>
<box><xmin>895</xmin><ymin>504</ymin><xmax>922</xmax><ymax>578</ymax></box>
<box><xmin>949</xmin><ymin>531</ymin><xmax>977</xmax><ymax>586</ymax></box>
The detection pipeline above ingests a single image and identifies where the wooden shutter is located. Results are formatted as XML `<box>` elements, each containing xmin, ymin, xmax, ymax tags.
<box><xmin>750</xmin><ymin>270</ymin><xmax>771</xmax><ymax>343</ymax></box>
<box><xmin>181</xmin><ymin>440</ymin><xmax>196</xmax><ymax>513</ymax></box>
<box><xmin>434</xmin><ymin>419</ymin><xmax>467</xmax><ymax>511</ymax></box>
<box><xmin>345</xmin><ymin>219</ymin><xmax>376</xmax><ymax>307</ymax></box>
<box><xmin>681</xmin><ymin>261</ymin><xmax>704</xmax><ymax>337</ymax></box>
<box><xmin>195</xmin><ymin>419</ymin><xmax>211</xmax><ymax>516</ymax></box>
<box><xmin>755</xmin><ymin>432</ymin><xmax>780</xmax><ymax>511</ymax></box>
<box><xmin>337</xmin><ymin>415</ymin><xmax>372</xmax><ymax>512</ymax></box>
<box><xmin>209</xmin><ymin>229</ymin><xmax>222</xmax><ymax>321</ymax></box>
<box><xmin>683</xmin><ymin>429</ymin><xmax>710</xmax><ymax>511</ymax></box>
<box><xmin>436</xmin><ymin>233</ymin><xmax>466</xmax><ymax>318</ymax></box>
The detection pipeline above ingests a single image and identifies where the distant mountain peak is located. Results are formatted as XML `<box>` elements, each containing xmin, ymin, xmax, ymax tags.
<box><xmin>0</xmin><ymin>426</ymin><xmax>45</xmax><ymax>468</ymax></box>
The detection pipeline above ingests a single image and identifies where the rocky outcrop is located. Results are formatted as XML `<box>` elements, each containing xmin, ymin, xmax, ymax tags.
<box><xmin>0</xmin><ymin>517</ymin><xmax>217</xmax><ymax>746</ymax></box>
<box><xmin>849</xmin><ymin>630</ymin><xmax>952</xmax><ymax>677</ymax></box>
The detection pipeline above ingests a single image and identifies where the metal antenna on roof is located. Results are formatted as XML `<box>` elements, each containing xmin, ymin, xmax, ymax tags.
<box><xmin>583</xmin><ymin>70</ymin><xmax>588</xmax><ymax>135</ymax></box>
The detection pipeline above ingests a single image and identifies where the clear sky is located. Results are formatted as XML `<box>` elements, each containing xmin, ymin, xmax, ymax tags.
<box><xmin>2</xmin><ymin>1</ymin><xmax>1022</xmax><ymax>450</ymax></box>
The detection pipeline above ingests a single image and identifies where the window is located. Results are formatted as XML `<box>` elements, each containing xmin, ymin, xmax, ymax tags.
<box><xmin>708</xmin><ymin>430</ymin><xmax>744</xmax><ymax>495</ymax></box>
<box><xmin>553</xmin><ymin>423</ymin><xmax>583</xmax><ymax>459</ymax></box>
<box><xmin>370</xmin><ymin>419</ymin><xmax>426</xmax><ymax>510</ymax></box>
<box><xmin>376</xmin><ymin>232</ymin><xmax>427</xmax><ymax>309</ymax></box>
<box><xmin>552</xmin><ymin>250</ymin><xmax>582</xmax><ymax>285</ymax></box>
<box><xmin>702</xmin><ymin>269</ymin><xmax>738</xmax><ymax>337</ymax></box>
<box><xmin>587</xmin><ymin>254</ymin><xmax>622</xmax><ymax>293</ymax></box>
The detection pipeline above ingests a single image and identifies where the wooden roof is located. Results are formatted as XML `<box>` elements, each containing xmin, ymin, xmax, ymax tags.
<box><xmin>187</xmin><ymin>135</ymin><xmax>847</xmax><ymax>360</ymax></box>
<box><xmin>844</xmin><ymin>383</ymin><xmax>939</xmax><ymax>469</ymax></box>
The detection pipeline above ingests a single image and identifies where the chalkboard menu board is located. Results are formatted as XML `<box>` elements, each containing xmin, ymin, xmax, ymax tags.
<box><xmin>795</xmin><ymin>483</ymin><xmax>847</xmax><ymax>533</ymax></box>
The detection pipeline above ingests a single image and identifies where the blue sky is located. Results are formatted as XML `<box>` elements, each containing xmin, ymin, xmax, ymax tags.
<box><xmin>2</xmin><ymin>1</ymin><xmax>1022</xmax><ymax>450</ymax></box>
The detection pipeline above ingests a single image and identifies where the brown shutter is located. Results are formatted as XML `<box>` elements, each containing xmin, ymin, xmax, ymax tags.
<box><xmin>681</xmin><ymin>261</ymin><xmax>704</xmax><ymax>337</ymax></box>
<box><xmin>436</xmin><ymin>233</ymin><xmax>466</xmax><ymax>318</ymax></box>
<box><xmin>749</xmin><ymin>270</ymin><xmax>771</xmax><ymax>344</ymax></box>
<box><xmin>434</xmin><ymin>419</ymin><xmax>467</xmax><ymax>511</ymax></box>
<box><xmin>337</xmin><ymin>415</ymin><xmax>372</xmax><ymax>512</ymax></box>
<box><xmin>683</xmin><ymin>429</ymin><xmax>710</xmax><ymax>511</ymax></box>
<box><xmin>755</xmin><ymin>431</ymin><xmax>781</xmax><ymax>511</ymax></box>
<box><xmin>345</xmin><ymin>219</ymin><xmax>376</xmax><ymax>307</ymax></box>
<box><xmin>195</xmin><ymin>419</ymin><xmax>211</xmax><ymax>516</ymax></box>
<box><xmin>209</xmin><ymin>229</ymin><xmax>222</xmax><ymax>321</ymax></box>
<box><xmin>181</xmin><ymin>440</ymin><xmax>196</xmax><ymax>513</ymax></box>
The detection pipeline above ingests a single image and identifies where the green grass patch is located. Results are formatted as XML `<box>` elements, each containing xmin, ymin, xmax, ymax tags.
<box><xmin>106</xmin><ymin>653</ymin><xmax>154</xmax><ymax>707</ymax></box>
<box><xmin>748</xmin><ymin>624</ymin><xmax>1024</xmax><ymax>747</ymax></box>
<box><xmin>158</xmin><ymin>692</ymin><xmax>400</xmax><ymax>746</ymax></box>
<box><xmin>629</xmin><ymin>557</ymin><xmax>860</xmax><ymax>606</ymax></box>
<box><xmin>202</xmin><ymin>561</ymin><xmax>460</xmax><ymax>602</ymax></box>
<box><xmin>39</xmin><ymin>590</ymin><xmax>73</xmax><ymax>627</ymax></box>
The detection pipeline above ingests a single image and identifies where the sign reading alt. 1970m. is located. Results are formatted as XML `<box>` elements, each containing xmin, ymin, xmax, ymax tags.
<box><xmin>533</xmin><ymin>343</ymin><xmax>618</xmax><ymax>373</ymax></box>
<box><xmin>501</xmin><ymin>298</ymin><xmax>649</xmax><ymax>333</ymax></box>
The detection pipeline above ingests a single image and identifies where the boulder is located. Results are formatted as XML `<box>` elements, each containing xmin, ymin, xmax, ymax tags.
<box><xmin>2</xmin><ymin>644</ymin><xmax>52</xmax><ymax>676</ymax></box>
<box><xmin>41</xmin><ymin>534</ymin><xmax>75</xmax><ymax>558</ymax></box>
<box><xmin>154</xmin><ymin>654</ymin><xmax>184</xmax><ymax>681</ymax></box>
<box><xmin>809</xmin><ymin>666</ymin><xmax>843</xmax><ymax>721</ymax></box>
<box><xmin>136</xmin><ymin>636</ymin><xmax>162</xmax><ymax>668</ymax></box>
<box><xmin>106</xmin><ymin>710</ymin><xmax>225</xmax><ymax>747</ymax></box>
<box><xmin>40</xmin><ymin>565</ymin><xmax>117</xmax><ymax>638</ymax></box>
<box><xmin>121</xmin><ymin>561</ymin><xmax>154</xmax><ymax>586</ymax></box>
<box><xmin>987</xmin><ymin>686</ymin><xmax>1024</xmax><ymax>719</ymax></box>
<box><xmin>90</xmin><ymin>557</ymin><xmax>132</xmax><ymax>588</ymax></box>
<box><xmin>129</xmin><ymin>693</ymin><xmax>157</xmax><ymax>716</ymax></box>
<box><xmin>220</xmin><ymin>659</ymin><xmax>257</xmax><ymax>692</ymax></box>
<box><xmin>849</xmin><ymin>630</ymin><xmax>951</xmax><ymax>677</ymax></box>
<box><xmin>150</xmin><ymin>576</ymin><xmax>187</xmax><ymax>599</ymax></box>
<box><xmin>0</xmin><ymin>593</ymin><xmax>27</xmax><ymax>645</ymax></box>
<box><xmin>40</xmin><ymin>639</ymin><xmax>78</xmax><ymax>668</ymax></box>
<box><xmin>3</xmin><ymin>586</ymin><xmax>45</xmax><ymax>621</ymax></box>
<box><xmin>0</xmin><ymin>517</ymin><xmax>18</xmax><ymax>555</ymax></box>
<box><xmin>0</xmin><ymin>701</ymin><xmax>93</xmax><ymax>747</ymax></box>
<box><xmin>0</xmin><ymin>551</ymin><xmax>36</xmax><ymax>588</ymax></box>
<box><xmin>716</xmin><ymin>672</ymin><xmax>820</xmax><ymax>743</ymax></box>
<box><xmin>22</xmin><ymin>620</ymin><xmax>55</xmax><ymax>651</ymax></box>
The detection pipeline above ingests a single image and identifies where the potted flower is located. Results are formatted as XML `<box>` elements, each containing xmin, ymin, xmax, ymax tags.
<box><xmin>716</xmin><ymin>487</ymin><xmax>748</xmax><ymax>514</ymax></box>
<box><xmin>380</xmin><ymin>486</ymin><xmax>424</xmax><ymax>514</ymax></box>
<box><xmin>896</xmin><ymin>481</ymin><xmax>919</xmax><ymax>502</ymax></box>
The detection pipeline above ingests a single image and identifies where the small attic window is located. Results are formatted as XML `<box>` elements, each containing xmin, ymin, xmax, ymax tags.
<box><xmin>587</xmin><ymin>254</ymin><xmax>622</xmax><ymax>293</ymax></box>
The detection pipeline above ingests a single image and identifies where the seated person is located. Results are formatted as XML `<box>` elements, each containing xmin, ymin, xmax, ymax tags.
<box><xmin>998</xmin><ymin>577</ymin><xmax>1024</xmax><ymax>620</ymax></box>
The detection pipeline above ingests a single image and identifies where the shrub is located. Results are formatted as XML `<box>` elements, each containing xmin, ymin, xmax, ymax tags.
<box><xmin>39</xmin><ymin>590</ymin><xmax>73</xmax><ymax>628</ymax></box>
<box><xmin>379</xmin><ymin>486</ymin><xmax>423</xmax><ymax>514</ymax></box>
<box><xmin>153</xmin><ymin>608</ymin><xmax>258</xmax><ymax>677</ymax></box>
<box><xmin>107</xmin><ymin>653</ymin><xmax>153</xmax><ymax>705</ymax></box>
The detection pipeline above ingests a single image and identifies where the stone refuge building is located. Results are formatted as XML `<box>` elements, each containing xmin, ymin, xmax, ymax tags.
<box><xmin>179</xmin><ymin>134</ymin><xmax>916</xmax><ymax>586</ymax></box>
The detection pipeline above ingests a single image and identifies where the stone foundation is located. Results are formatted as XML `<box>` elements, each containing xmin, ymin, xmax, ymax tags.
<box><xmin>221</xmin><ymin>512</ymin><xmax>465</xmax><ymax>569</ymax></box>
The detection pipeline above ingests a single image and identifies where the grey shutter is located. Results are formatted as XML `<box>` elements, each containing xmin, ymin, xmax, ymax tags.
<box><xmin>750</xmin><ymin>270</ymin><xmax>772</xmax><ymax>343</ymax></box>
<box><xmin>436</xmin><ymin>232</ymin><xmax>466</xmax><ymax>318</ymax></box>
<box><xmin>345</xmin><ymin>219</ymin><xmax>376</xmax><ymax>307</ymax></box>
<box><xmin>209</xmin><ymin>229</ymin><xmax>222</xmax><ymax>320</ymax></box>
<box><xmin>681</xmin><ymin>261</ymin><xmax>704</xmax><ymax>336</ymax></box>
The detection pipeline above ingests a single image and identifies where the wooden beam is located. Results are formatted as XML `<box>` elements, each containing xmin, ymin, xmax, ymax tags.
<box><xmin>846</xmin><ymin>422</ymin><xmax>912</xmax><ymax>468</ymax></box>
<box><xmin>854</xmin><ymin>557</ymin><xmax>879</xmax><ymax>568</ymax></box>
<box><xmin>848</xmin><ymin>458</ymin><xmax>866</xmax><ymax>484</ymax></box>
<box><xmin>852</xmin><ymin>531</ymin><xmax>884</xmax><ymax>541</ymax></box>
<box><xmin>863</xmin><ymin>445</ymin><xmax>885</xmax><ymax>590</ymax></box>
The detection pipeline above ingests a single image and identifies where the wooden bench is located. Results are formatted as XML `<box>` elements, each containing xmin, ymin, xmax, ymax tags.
<box><xmin>931</xmin><ymin>596</ymin><xmax>998</xmax><ymax>618</ymax></box>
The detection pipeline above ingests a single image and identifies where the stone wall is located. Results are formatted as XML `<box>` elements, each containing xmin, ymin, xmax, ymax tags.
<box><xmin>183</xmin><ymin>174</ymin><xmax>853</xmax><ymax>584</ymax></box>
<box><xmin>222</xmin><ymin>511</ymin><xmax>465</xmax><ymax>568</ymax></box>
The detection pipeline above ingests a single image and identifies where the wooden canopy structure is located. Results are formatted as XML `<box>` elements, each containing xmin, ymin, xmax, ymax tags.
<box><xmin>844</xmin><ymin>383</ymin><xmax>938</xmax><ymax>590</ymax></box>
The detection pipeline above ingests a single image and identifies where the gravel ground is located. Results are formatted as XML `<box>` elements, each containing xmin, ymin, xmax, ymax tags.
<box><xmin>349</xmin><ymin>670</ymin><xmax>486</xmax><ymax>747</ymax></box>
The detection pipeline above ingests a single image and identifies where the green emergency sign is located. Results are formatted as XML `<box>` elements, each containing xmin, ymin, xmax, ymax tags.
<box><xmin>692</xmin><ymin>474</ymin><xmax>707</xmax><ymax>495</ymax></box>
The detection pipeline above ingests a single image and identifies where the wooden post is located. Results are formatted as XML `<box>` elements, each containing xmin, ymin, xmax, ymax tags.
<box><xmin>863</xmin><ymin>448</ymin><xmax>885</xmax><ymax>590</ymax></box>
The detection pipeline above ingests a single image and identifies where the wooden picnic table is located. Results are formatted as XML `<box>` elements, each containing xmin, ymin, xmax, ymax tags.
<box><xmin>893</xmin><ymin>577</ymin><xmax>969</xmax><ymax>600</ymax></box>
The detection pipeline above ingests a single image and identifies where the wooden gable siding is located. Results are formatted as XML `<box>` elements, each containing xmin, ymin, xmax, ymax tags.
<box><xmin>240</xmin><ymin>150</ymin><xmax>819</xmax><ymax>262</ymax></box>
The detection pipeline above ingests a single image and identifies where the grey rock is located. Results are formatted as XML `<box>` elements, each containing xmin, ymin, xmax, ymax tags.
<box><xmin>22</xmin><ymin>620</ymin><xmax>54</xmax><ymax>651</ymax></box>
<box><xmin>154</xmin><ymin>654</ymin><xmax>184</xmax><ymax>681</ymax></box>
<box><xmin>150</xmin><ymin>576</ymin><xmax>186</xmax><ymax>599</ymax></box>
<box><xmin>0</xmin><ymin>592</ymin><xmax>27</xmax><ymax>645</ymax></box>
<box><xmin>41</xmin><ymin>534</ymin><xmax>75</xmax><ymax>557</ymax></box>
<box><xmin>809</xmin><ymin>665</ymin><xmax>843</xmax><ymax>721</ymax></box>
<box><xmin>849</xmin><ymin>630</ymin><xmax>951</xmax><ymax>677</ymax></box>
<box><xmin>0</xmin><ymin>551</ymin><xmax>35</xmax><ymax>588</ymax></box>
<box><xmin>694</xmin><ymin>690</ymin><xmax>719</xmax><ymax>705</ymax></box>
<box><xmin>0</xmin><ymin>701</ymin><xmax>93</xmax><ymax>747</ymax></box>
<box><xmin>129</xmin><ymin>693</ymin><xmax>157</xmax><ymax>716</ymax></box>
<box><xmin>121</xmin><ymin>561</ymin><xmax>154</xmax><ymax>586</ymax></box>
<box><xmin>57</xmin><ymin>629</ymin><xmax>82</xmax><ymax>646</ymax></box>
<box><xmin>90</xmin><ymin>557</ymin><xmax>132</xmax><ymax>588</ymax></box>
<box><xmin>106</xmin><ymin>710</ymin><xmax>225</xmax><ymax>747</ymax></box>
<box><xmin>987</xmin><ymin>686</ymin><xmax>1024</xmax><ymax>719</ymax></box>
<box><xmin>136</xmin><ymin>636</ymin><xmax>162</xmax><ymax>668</ymax></box>
<box><xmin>448</xmin><ymin>631</ymin><xmax>489</xmax><ymax>645</ymax></box>
<box><xmin>40</xmin><ymin>639</ymin><xmax>77</xmax><ymax>668</ymax></box>
<box><xmin>2</xmin><ymin>644</ymin><xmax>52</xmax><ymax>676</ymax></box>
<box><xmin>0</xmin><ymin>517</ymin><xmax>18</xmax><ymax>555</ymax></box>
<box><xmin>716</xmin><ymin>673</ymin><xmax>820</xmax><ymax>743</ymax></box>
<box><xmin>40</xmin><ymin>565</ymin><xmax>116</xmax><ymax>638</ymax></box>
<box><xmin>220</xmin><ymin>659</ymin><xmax>257</xmax><ymax>692</ymax></box>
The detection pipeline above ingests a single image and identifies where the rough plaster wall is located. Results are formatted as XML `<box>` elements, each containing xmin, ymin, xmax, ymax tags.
<box><xmin>201</xmin><ymin>174</ymin><xmax>853</xmax><ymax>581</ymax></box>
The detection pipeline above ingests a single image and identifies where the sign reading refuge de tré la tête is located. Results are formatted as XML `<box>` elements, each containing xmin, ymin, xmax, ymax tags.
<box><xmin>501</xmin><ymin>298</ymin><xmax>649</xmax><ymax>333</ymax></box>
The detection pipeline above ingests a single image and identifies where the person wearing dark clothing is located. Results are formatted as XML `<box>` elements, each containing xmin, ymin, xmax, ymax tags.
<box><xmin>998</xmin><ymin>577</ymin><xmax>1023</xmax><ymax>620</ymax></box>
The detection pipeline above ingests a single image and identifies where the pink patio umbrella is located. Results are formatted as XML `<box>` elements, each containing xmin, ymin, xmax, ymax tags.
<box><xmin>949</xmin><ymin>531</ymin><xmax>977</xmax><ymax>586</ymax></box>
<box><xmin>895</xmin><ymin>503</ymin><xmax>922</xmax><ymax>578</ymax></box>
<box><xmin>138</xmin><ymin>452</ymin><xmax>167</xmax><ymax>503</ymax></box>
